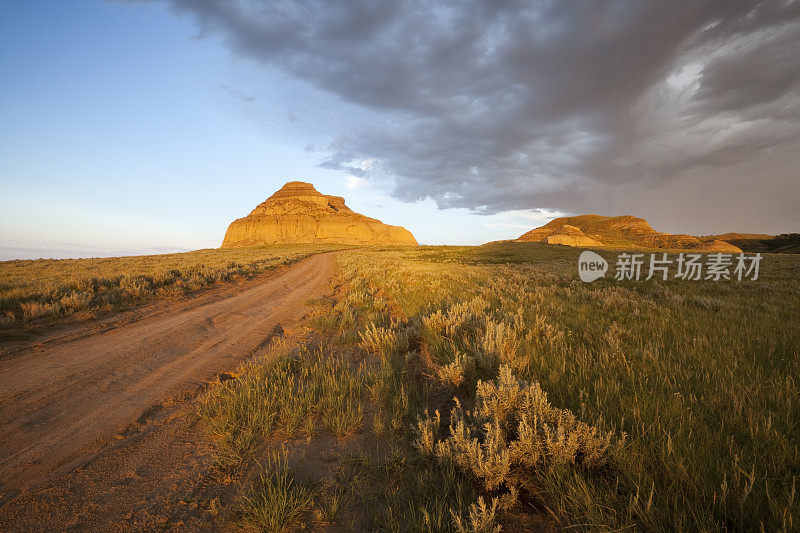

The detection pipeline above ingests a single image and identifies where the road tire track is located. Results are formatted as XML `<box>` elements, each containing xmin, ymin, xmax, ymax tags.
<box><xmin>0</xmin><ymin>252</ymin><xmax>336</xmax><ymax>529</ymax></box>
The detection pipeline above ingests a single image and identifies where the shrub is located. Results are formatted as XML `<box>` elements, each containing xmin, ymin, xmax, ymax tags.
<box><xmin>423</xmin><ymin>299</ymin><xmax>483</xmax><ymax>339</ymax></box>
<box><xmin>481</xmin><ymin>320</ymin><xmax>521</xmax><ymax>370</ymax></box>
<box><xmin>437</xmin><ymin>351</ymin><xmax>476</xmax><ymax>387</ymax></box>
<box><xmin>59</xmin><ymin>291</ymin><xmax>93</xmax><ymax>312</ymax></box>
<box><xmin>21</xmin><ymin>301</ymin><xmax>58</xmax><ymax>320</ymax></box>
<box><xmin>451</xmin><ymin>496</ymin><xmax>501</xmax><ymax>533</ymax></box>
<box><xmin>416</xmin><ymin>365</ymin><xmax>622</xmax><ymax>495</ymax></box>
<box><xmin>359</xmin><ymin>322</ymin><xmax>408</xmax><ymax>357</ymax></box>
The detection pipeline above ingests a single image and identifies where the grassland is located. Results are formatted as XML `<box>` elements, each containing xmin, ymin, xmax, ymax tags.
<box><xmin>0</xmin><ymin>244</ymin><xmax>342</xmax><ymax>328</ymax></box>
<box><xmin>200</xmin><ymin>243</ymin><xmax>799</xmax><ymax>531</ymax></box>
<box><xmin>4</xmin><ymin>242</ymin><xmax>796</xmax><ymax>530</ymax></box>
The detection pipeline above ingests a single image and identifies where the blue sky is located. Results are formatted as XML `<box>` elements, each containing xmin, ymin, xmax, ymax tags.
<box><xmin>1</xmin><ymin>1</ymin><xmax>798</xmax><ymax>259</ymax></box>
<box><xmin>0</xmin><ymin>0</ymin><xmax>558</xmax><ymax>259</ymax></box>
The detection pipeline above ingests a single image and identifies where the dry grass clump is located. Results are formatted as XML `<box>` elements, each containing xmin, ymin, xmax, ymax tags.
<box><xmin>418</xmin><ymin>299</ymin><xmax>529</xmax><ymax>382</ymax></box>
<box><xmin>21</xmin><ymin>300</ymin><xmax>59</xmax><ymax>320</ymax></box>
<box><xmin>417</xmin><ymin>365</ymin><xmax>621</xmax><ymax>498</ymax></box>
<box><xmin>452</xmin><ymin>496</ymin><xmax>501</xmax><ymax>533</ymax></box>
<box><xmin>423</xmin><ymin>297</ymin><xmax>488</xmax><ymax>338</ymax></box>
<box><xmin>358</xmin><ymin>322</ymin><xmax>409</xmax><ymax>357</ymax></box>
<box><xmin>436</xmin><ymin>351</ymin><xmax>476</xmax><ymax>387</ymax></box>
<box><xmin>58</xmin><ymin>291</ymin><xmax>93</xmax><ymax>311</ymax></box>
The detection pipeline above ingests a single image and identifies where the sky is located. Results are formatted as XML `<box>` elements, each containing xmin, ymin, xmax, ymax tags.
<box><xmin>1</xmin><ymin>1</ymin><xmax>798</xmax><ymax>260</ymax></box>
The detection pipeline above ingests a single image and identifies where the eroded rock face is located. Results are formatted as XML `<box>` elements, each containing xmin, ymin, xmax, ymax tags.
<box><xmin>221</xmin><ymin>181</ymin><xmax>418</xmax><ymax>247</ymax></box>
<box><xmin>542</xmin><ymin>225</ymin><xmax>604</xmax><ymax>247</ymax></box>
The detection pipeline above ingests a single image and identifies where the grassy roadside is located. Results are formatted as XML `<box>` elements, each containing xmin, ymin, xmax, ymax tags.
<box><xmin>198</xmin><ymin>243</ymin><xmax>799</xmax><ymax>531</ymax></box>
<box><xmin>0</xmin><ymin>244</ymin><xmax>343</xmax><ymax>329</ymax></box>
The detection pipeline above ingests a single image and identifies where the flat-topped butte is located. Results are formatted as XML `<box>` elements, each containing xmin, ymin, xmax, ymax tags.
<box><xmin>222</xmin><ymin>181</ymin><xmax>418</xmax><ymax>247</ymax></box>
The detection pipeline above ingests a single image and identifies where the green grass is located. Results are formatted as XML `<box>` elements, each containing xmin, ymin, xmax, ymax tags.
<box><xmin>0</xmin><ymin>244</ymin><xmax>341</xmax><ymax>327</ymax></box>
<box><xmin>198</xmin><ymin>242</ymin><xmax>798</xmax><ymax>530</ymax></box>
<box><xmin>198</xmin><ymin>343</ymin><xmax>368</xmax><ymax>464</ymax></box>
<box><xmin>330</xmin><ymin>444</ymin><xmax>482</xmax><ymax>532</ymax></box>
<box><xmin>243</xmin><ymin>449</ymin><xmax>315</xmax><ymax>532</ymax></box>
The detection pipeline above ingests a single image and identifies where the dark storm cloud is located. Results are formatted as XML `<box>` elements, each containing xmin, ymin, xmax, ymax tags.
<box><xmin>152</xmin><ymin>0</ymin><xmax>800</xmax><ymax>230</ymax></box>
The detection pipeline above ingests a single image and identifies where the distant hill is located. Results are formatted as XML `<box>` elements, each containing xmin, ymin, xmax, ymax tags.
<box><xmin>514</xmin><ymin>214</ymin><xmax>743</xmax><ymax>252</ymax></box>
<box><xmin>221</xmin><ymin>181</ymin><xmax>418</xmax><ymax>247</ymax></box>
<box><xmin>698</xmin><ymin>233</ymin><xmax>800</xmax><ymax>254</ymax></box>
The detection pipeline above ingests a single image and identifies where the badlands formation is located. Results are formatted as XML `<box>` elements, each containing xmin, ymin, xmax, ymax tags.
<box><xmin>516</xmin><ymin>214</ymin><xmax>743</xmax><ymax>252</ymax></box>
<box><xmin>221</xmin><ymin>181</ymin><xmax>417</xmax><ymax>247</ymax></box>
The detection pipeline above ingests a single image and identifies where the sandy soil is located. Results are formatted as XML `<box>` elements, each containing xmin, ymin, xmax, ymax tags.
<box><xmin>0</xmin><ymin>252</ymin><xmax>336</xmax><ymax>530</ymax></box>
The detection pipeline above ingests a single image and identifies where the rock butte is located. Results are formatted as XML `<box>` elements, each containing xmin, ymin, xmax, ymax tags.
<box><xmin>515</xmin><ymin>214</ymin><xmax>743</xmax><ymax>252</ymax></box>
<box><xmin>221</xmin><ymin>181</ymin><xmax>418</xmax><ymax>247</ymax></box>
<box><xmin>541</xmin><ymin>224</ymin><xmax>604</xmax><ymax>248</ymax></box>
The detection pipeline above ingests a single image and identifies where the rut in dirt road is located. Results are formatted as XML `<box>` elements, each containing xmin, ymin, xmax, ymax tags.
<box><xmin>0</xmin><ymin>252</ymin><xmax>336</xmax><ymax>507</ymax></box>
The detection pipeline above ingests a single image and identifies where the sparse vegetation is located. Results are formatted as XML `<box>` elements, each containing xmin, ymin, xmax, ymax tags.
<box><xmin>0</xmin><ymin>244</ymin><xmax>341</xmax><ymax>328</ymax></box>
<box><xmin>196</xmin><ymin>242</ymin><xmax>798</xmax><ymax>530</ymax></box>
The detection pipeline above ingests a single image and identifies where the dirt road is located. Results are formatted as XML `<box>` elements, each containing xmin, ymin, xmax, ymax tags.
<box><xmin>0</xmin><ymin>252</ymin><xmax>336</xmax><ymax>529</ymax></box>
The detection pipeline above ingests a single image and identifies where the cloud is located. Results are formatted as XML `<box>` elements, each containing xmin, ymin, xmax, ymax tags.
<box><xmin>480</xmin><ymin>208</ymin><xmax>565</xmax><ymax>231</ymax></box>
<box><xmin>344</xmin><ymin>175</ymin><xmax>368</xmax><ymax>190</ymax></box>
<box><xmin>153</xmin><ymin>0</ymin><xmax>800</xmax><ymax>233</ymax></box>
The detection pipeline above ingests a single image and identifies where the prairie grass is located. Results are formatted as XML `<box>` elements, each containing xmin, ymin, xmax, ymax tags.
<box><xmin>199</xmin><ymin>242</ymin><xmax>799</xmax><ymax>530</ymax></box>
<box><xmin>243</xmin><ymin>449</ymin><xmax>314</xmax><ymax>532</ymax></box>
<box><xmin>0</xmin><ymin>244</ymin><xmax>340</xmax><ymax>327</ymax></box>
<box><xmin>198</xmin><ymin>342</ymin><xmax>367</xmax><ymax>465</ymax></box>
<box><xmin>328</xmin><ymin>444</ymin><xmax>480</xmax><ymax>532</ymax></box>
